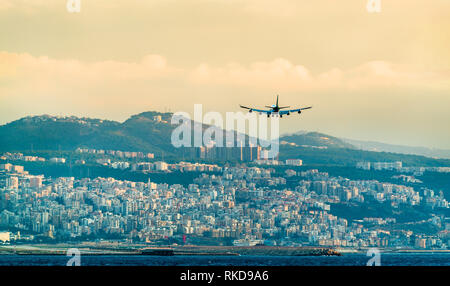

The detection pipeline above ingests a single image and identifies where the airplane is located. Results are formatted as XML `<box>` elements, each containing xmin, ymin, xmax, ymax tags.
<box><xmin>240</xmin><ymin>95</ymin><xmax>312</xmax><ymax>118</ymax></box>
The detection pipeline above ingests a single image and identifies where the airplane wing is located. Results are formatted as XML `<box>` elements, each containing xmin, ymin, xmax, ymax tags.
<box><xmin>279</xmin><ymin>106</ymin><xmax>312</xmax><ymax>115</ymax></box>
<box><xmin>239</xmin><ymin>105</ymin><xmax>272</xmax><ymax>114</ymax></box>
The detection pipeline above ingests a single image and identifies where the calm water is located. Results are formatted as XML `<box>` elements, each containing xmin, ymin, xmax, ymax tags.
<box><xmin>0</xmin><ymin>253</ymin><xmax>449</xmax><ymax>266</ymax></box>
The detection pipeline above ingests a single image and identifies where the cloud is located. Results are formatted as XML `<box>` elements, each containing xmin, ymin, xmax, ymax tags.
<box><xmin>1</xmin><ymin>50</ymin><xmax>448</xmax><ymax>124</ymax></box>
<box><xmin>0</xmin><ymin>51</ymin><xmax>183</xmax><ymax>117</ymax></box>
<box><xmin>0</xmin><ymin>52</ymin><xmax>179</xmax><ymax>85</ymax></box>
<box><xmin>188</xmin><ymin>58</ymin><xmax>311</xmax><ymax>90</ymax></box>
<box><xmin>1</xmin><ymin>52</ymin><xmax>448</xmax><ymax>99</ymax></box>
<box><xmin>188</xmin><ymin>58</ymin><xmax>449</xmax><ymax>92</ymax></box>
<box><xmin>1</xmin><ymin>51</ymin><xmax>449</xmax><ymax>148</ymax></box>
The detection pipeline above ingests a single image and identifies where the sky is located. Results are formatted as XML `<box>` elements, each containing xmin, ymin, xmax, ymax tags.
<box><xmin>0</xmin><ymin>0</ymin><xmax>449</xmax><ymax>149</ymax></box>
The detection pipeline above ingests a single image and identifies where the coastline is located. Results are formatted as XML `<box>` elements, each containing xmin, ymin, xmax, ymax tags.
<box><xmin>1</xmin><ymin>244</ymin><xmax>449</xmax><ymax>256</ymax></box>
<box><xmin>0</xmin><ymin>244</ymin><xmax>340</xmax><ymax>256</ymax></box>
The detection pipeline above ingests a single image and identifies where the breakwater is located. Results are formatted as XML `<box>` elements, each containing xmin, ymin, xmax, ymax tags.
<box><xmin>141</xmin><ymin>246</ymin><xmax>341</xmax><ymax>256</ymax></box>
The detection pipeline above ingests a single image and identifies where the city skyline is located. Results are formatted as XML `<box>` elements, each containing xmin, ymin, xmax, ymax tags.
<box><xmin>1</xmin><ymin>150</ymin><xmax>448</xmax><ymax>250</ymax></box>
<box><xmin>1</xmin><ymin>0</ymin><xmax>450</xmax><ymax>272</ymax></box>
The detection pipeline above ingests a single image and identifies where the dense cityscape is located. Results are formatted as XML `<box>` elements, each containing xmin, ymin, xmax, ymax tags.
<box><xmin>1</xmin><ymin>150</ymin><xmax>449</xmax><ymax>250</ymax></box>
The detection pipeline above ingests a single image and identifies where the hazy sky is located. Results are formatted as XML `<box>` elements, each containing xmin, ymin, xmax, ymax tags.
<box><xmin>0</xmin><ymin>0</ymin><xmax>449</xmax><ymax>148</ymax></box>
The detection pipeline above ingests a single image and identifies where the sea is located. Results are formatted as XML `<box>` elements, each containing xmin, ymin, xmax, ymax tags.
<box><xmin>0</xmin><ymin>253</ymin><xmax>448</xmax><ymax>266</ymax></box>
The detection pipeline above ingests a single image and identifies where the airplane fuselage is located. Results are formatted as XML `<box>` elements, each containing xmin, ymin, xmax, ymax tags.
<box><xmin>240</xmin><ymin>95</ymin><xmax>311</xmax><ymax>118</ymax></box>
<box><xmin>270</xmin><ymin>105</ymin><xmax>280</xmax><ymax>112</ymax></box>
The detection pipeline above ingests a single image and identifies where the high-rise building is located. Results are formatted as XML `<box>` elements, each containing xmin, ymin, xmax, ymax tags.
<box><xmin>313</xmin><ymin>181</ymin><xmax>327</xmax><ymax>195</ymax></box>
<box><xmin>356</xmin><ymin>162</ymin><xmax>371</xmax><ymax>170</ymax></box>
<box><xmin>6</xmin><ymin>177</ymin><xmax>18</xmax><ymax>190</ymax></box>
<box><xmin>12</xmin><ymin>165</ymin><xmax>24</xmax><ymax>173</ymax></box>
<box><xmin>148</xmin><ymin>178</ymin><xmax>157</xmax><ymax>191</ymax></box>
<box><xmin>154</xmin><ymin>161</ymin><xmax>168</xmax><ymax>171</ymax></box>
<box><xmin>29</xmin><ymin>176</ymin><xmax>43</xmax><ymax>189</ymax></box>
<box><xmin>190</xmin><ymin>146</ymin><xmax>260</xmax><ymax>162</ymax></box>
<box><xmin>0</xmin><ymin>163</ymin><xmax>12</xmax><ymax>171</ymax></box>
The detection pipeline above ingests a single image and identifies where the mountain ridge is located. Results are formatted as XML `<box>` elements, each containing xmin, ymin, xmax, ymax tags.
<box><xmin>1</xmin><ymin>112</ymin><xmax>450</xmax><ymax>167</ymax></box>
<box><xmin>342</xmin><ymin>138</ymin><xmax>450</xmax><ymax>160</ymax></box>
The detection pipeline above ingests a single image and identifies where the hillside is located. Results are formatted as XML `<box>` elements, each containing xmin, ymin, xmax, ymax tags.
<box><xmin>0</xmin><ymin>112</ymin><xmax>248</xmax><ymax>157</ymax></box>
<box><xmin>342</xmin><ymin>138</ymin><xmax>450</xmax><ymax>160</ymax></box>
<box><xmin>0</xmin><ymin>112</ymin><xmax>176</xmax><ymax>154</ymax></box>
<box><xmin>280</xmin><ymin>131</ymin><xmax>355</xmax><ymax>149</ymax></box>
<box><xmin>1</xmin><ymin>112</ymin><xmax>449</xmax><ymax>167</ymax></box>
<box><xmin>278</xmin><ymin>145</ymin><xmax>450</xmax><ymax>167</ymax></box>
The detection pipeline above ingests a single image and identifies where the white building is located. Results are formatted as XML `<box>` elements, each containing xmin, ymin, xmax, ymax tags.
<box><xmin>356</xmin><ymin>162</ymin><xmax>371</xmax><ymax>170</ymax></box>
<box><xmin>50</xmin><ymin>157</ymin><xmax>66</xmax><ymax>164</ymax></box>
<box><xmin>6</xmin><ymin>177</ymin><xmax>18</xmax><ymax>190</ymax></box>
<box><xmin>111</xmin><ymin>162</ymin><xmax>130</xmax><ymax>170</ymax></box>
<box><xmin>12</xmin><ymin>165</ymin><xmax>24</xmax><ymax>173</ymax></box>
<box><xmin>0</xmin><ymin>163</ymin><xmax>12</xmax><ymax>171</ymax></box>
<box><xmin>0</xmin><ymin>232</ymin><xmax>10</xmax><ymax>243</ymax></box>
<box><xmin>154</xmin><ymin>161</ymin><xmax>168</xmax><ymax>171</ymax></box>
<box><xmin>286</xmin><ymin>159</ymin><xmax>303</xmax><ymax>166</ymax></box>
